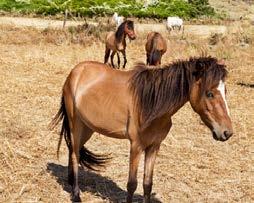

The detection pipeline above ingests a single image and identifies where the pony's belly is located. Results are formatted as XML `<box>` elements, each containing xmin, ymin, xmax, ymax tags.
<box><xmin>90</xmin><ymin>125</ymin><xmax>128</xmax><ymax>139</ymax></box>
<box><xmin>79</xmin><ymin>113</ymin><xmax>128</xmax><ymax>139</ymax></box>
<box><xmin>108</xmin><ymin>43</ymin><xmax>117</xmax><ymax>51</ymax></box>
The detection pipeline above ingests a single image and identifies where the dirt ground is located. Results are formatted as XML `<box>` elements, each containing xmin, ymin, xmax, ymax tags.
<box><xmin>0</xmin><ymin>16</ymin><xmax>228</xmax><ymax>38</ymax></box>
<box><xmin>0</xmin><ymin>18</ymin><xmax>253</xmax><ymax>203</ymax></box>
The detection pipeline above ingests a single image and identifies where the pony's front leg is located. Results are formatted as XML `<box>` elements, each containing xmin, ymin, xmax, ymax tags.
<box><xmin>126</xmin><ymin>142</ymin><xmax>142</xmax><ymax>203</ymax></box>
<box><xmin>143</xmin><ymin>144</ymin><xmax>160</xmax><ymax>203</ymax></box>
<box><xmin>104</xmin><ymin>47</ymin><xmax>111</xmax><ymax>64</ymax></box>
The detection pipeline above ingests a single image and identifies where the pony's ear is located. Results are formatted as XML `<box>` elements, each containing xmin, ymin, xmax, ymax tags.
<box><xmin>217</xmin><ymin>59</ymin><xmax>225</xmax><ymax>65</ymax></box>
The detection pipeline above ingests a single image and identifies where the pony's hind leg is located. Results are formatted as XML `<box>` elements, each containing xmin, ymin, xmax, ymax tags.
<box><xmin>111</xmin><ymin>51</ymin><xmax>116</xmax><ymax>68</ymax></box>
<box><xmin>121</xmin><ymin>50</ymin><xmax>127</xmax><ymax>69</ymax></box>
<box><xmin>68</xmin><ymin>147</ymin><xmax>74</xmax><ymax>185</ymax></box>
<box><xmin>104</xmin><ymin>47</ymin><xmax>111</xmax><ymax>64</ymax></box>
<box><xmin>117</xmin><ymin>52</ymin><xmax>120</xmax><ymax>68</ymax></box>
<box><xmin>68</xmin><ymin>123</ymin><xmax>93</xmax><ymax>186</ymax></box>
<box><xmin>70</xmin><ymin>117</ymin><xmax>82</xmax><ymax>202</ymax></box>
<box><xmin>70</xmin><ymin>117</ymin><xmax>93</xmax><ymax>202</ymax></box>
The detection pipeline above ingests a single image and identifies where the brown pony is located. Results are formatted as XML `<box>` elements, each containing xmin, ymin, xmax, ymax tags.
<box><xmin>50</xmin><ymin>56</ymin><xmax>233</xmax><ymax>203</ymax></box>
<box><xmin>145</xmin><ymin>32</ymin><xmax>167</xmax><ymax>66</ymax></box>
<box><xmin>104</xmin><ymin>20</ymin><xmax>136</xmax><ymax>69</ymax></box>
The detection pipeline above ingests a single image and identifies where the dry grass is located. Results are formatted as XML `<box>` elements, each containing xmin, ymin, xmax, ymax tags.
<box><xmin>0</xmin><ymin>20</ymin><xmax>253</xmax><ymax>203</ymax></box>
<box><xmin>209</xmin><ymin>0</ymin><xmax>254</xmax><ymax>20</ymax></box>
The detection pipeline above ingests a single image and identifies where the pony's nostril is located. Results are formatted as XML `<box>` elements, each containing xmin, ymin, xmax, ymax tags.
<box><xmin>224</xmin><ymin>131</ymin><xmax>233</xmax><ymax>139</ymax></box>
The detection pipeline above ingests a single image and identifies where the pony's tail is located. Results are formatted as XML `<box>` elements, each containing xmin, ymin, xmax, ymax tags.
<box><xmin>49</xmin><ymin>94</ymin><xmax>110</xmax><ymax>170</ymax></box>
<box><xmin>49</xmin><ymin>95</ymin><xmax>71</xmax><ymax>158</ymax></box>
<box><xmin>150</xmin><ymin>50</ymin><xmax>161</xmax><ymax>66</ymax></box>
<box><xmin>79</xmin><ymin>147</ymin><xmax>110</xmax><ymax>171</ymax></box>
<box><xmin>149</xmin><ymin>33</ymin><xmax>161</xmax><ymax>65</ymax></box>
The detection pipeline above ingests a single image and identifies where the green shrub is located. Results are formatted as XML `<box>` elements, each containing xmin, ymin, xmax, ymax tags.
<box><xmin>0</xmin><ymin>0</ymin><xmax>216</xmax><ymax>19</ymax></box>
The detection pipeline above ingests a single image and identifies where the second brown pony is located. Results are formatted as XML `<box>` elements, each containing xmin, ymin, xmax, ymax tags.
<box><xmin>104</xmin><ymin>20</ymin><xmax>136</xmax><ymax>68</ymax></box>
<box><xmin>145</xmin><ymin>32</ymin><xmax>167</xmax><ymax>66</ymax></box>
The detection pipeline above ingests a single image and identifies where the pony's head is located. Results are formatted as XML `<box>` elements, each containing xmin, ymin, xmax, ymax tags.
<box><xmin>124</xmin><ymin>20</ymin><xmax>136</xmax><ymax>40</ymax></box>
<box><xmin>115</xmin><ymin>20</ymin><xmax>136</xmax><ymax>42</ymax></box>
<box><xmin>188</xmin><ymin>57</ymin><xmax>233</xmax><ymax>141</ymax></box>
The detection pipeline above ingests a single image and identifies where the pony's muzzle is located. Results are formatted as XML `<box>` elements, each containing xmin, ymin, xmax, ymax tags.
<box><xmin>128</xmin><ymin>32</ymin><xmax>136</xmax><ymax>40</ymax></box>
<box><xmin>130</xmin><ymin>35</ymin><xmax>136</xmax><ymax>40</ymax></box>
<box><xmin>223</xmin><ymin>130</ymin><xmax>233</xmax><ymax>140</ymax></box>
<box><xmin>212</xmin><ymin>129</ymin><xmax>233</xmax><ymax>141</ymax></box>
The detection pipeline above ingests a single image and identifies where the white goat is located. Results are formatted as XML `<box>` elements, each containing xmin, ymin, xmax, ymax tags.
<box><xmin>143</xmin><ymin>0</ymin><xmax>159</xmax><ymax>8</ymax></box>
<box><xmin>112</xmin><ymin>12</ymin><xmax>124</xmax><ymax>27</ymax></box>
<box><xmin>166</xmin><ymin>16</ymin><xmax>183</xmax><ymax>31</ymax></box>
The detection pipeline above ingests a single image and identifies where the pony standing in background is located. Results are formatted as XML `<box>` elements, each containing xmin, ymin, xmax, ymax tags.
<box><xmin>145</xmin><ymin>32</ymin><xmax>167</xmax><ymax>65</ymax></box>
<box><xmin>104</xmin><ymin>20</ymin><xmax>136</xmax><ymax>69</ymax></box>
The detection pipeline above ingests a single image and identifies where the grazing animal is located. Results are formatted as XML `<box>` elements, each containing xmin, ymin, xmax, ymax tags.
<box><xmin>104</xmin><ymin>20</ymin><xmax>136</xmax><ymax>69</ymax></box>
<box><xmin>145</xmin><ymin>32</ymin><xmax>167</xmax><ymax>66</ymax></box>
<box><xmin>143</xmin><ymin>0</ymin><xmax>159</xmax><ymax>8</ymax></box>
<box><xmin>166</xmin><ymin>16</ymin><xmax>183</xmax><ymax>31</ymax></box>
<box><xmin>112</xmin><ymin>12</ymin><xmax>124</xmax><ymax>27</ymax></box>
<box><xmin>50</xmin><ymin>56</ymin><xmax>233</xmax><ymax>203</ymax></box>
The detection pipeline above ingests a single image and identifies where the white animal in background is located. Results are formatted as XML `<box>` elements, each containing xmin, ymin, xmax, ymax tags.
<box><xmin>143</xmin><ymin>0</ymin><xmax>159</xmax><ymax>8</ymax></box>
<box><xmin>166</xmin><ymin>16</ymin><xmax>183</xmax><ymax>31</ymax></box>
<box><xmin>112</xmin><ymin>12</ymin><xmax>124</xmax><ymax>27</ymax></box>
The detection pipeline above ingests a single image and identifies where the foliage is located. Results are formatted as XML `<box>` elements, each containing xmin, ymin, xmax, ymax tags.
<box><xmin>0</xmin><ymin>0</ymin><xmax>216</xmax><ymax>19</ymax></box>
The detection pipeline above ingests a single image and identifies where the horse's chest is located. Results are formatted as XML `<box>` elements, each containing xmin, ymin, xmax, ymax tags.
<box><xmin>116</xmin><ymin>43</ymin><xmax>125</xmax><ymax>51</ymax></box>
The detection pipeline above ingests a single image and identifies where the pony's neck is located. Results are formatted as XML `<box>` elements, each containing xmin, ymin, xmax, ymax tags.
<box><xmin>163</xmin><ymin>65</ymin><xmax>190</xmax><ymax>115</ymax></box>
<box><xmin>115</xmin><ymin>23</ymin><xmax>127</xmax><ymax>44</ymax></box>
<box><xmin>117</xmin><ymin>32</ymin><xmax>126</xmax><ymax>44</ymax></box>
<box><xmin>130</xmin><ymin>63</ymin><xmax>192</xmax><ymax>129</ymax></box>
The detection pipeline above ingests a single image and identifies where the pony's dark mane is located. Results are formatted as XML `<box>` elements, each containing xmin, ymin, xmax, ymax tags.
<box><xmin>129</xmin><ymin>56</ymin><xmax>227</xmax><ymax>130</ymax></box>
<box><xmin>115</xmin><ymin>20</ymin><xmax>134</xmax><ymax>43</ymax></box>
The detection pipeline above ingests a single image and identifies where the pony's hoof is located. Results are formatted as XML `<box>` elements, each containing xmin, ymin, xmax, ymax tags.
<box><xmin>126</xmin><ymin>195</ymin><xmax>132</xmax><ymax>203</ymax></box>
<box><xmin>144</xmin><ymin>197</ymin><xmax>151</xmax><ymax>203</ymax></box>
<box><xmin>72</xmin><ymin>195</ymin><xmax>81</xmax><ymax>202</ymax></box>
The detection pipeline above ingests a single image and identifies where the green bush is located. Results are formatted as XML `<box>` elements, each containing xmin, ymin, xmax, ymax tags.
<box><xmin>0</xmin><ymin>0</ymin><xmax>216</xmax><ymax>19</ymax></box>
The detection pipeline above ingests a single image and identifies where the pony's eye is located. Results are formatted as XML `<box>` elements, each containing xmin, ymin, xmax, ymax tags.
<box><xmin>206</xmin><ymin>91</ymin><xmax>214</xmax><ymax>98</ymax></box>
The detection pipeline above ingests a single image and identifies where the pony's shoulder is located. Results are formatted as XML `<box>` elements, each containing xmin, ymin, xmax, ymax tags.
<box><xmin>106</xmin><ymin>31</ymin><xmax>115</xmax><ymax>39</ymax></box>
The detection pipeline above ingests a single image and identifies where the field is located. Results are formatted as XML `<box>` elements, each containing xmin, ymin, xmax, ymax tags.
<box><xmin>0</xmin><ymin>17</ymin><xmax>253</xmax><ymax>203</ymax></box>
